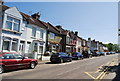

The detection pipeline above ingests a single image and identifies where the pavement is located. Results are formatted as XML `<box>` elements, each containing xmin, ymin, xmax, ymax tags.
<box><xmin>37</xmin><ymin>60</ymin><xmax>50</xmax><ymax>65</ymax></box>
<box><xmin>1</xmin><ymin>54</ymin><xmax>120</xmax><ymax>81</ymax></box>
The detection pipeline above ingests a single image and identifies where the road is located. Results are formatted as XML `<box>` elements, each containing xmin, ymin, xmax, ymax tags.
<box><xmin>1</xmin><ymin>54</ymin><xmax>119</xmax><ymax>80</ymax></box>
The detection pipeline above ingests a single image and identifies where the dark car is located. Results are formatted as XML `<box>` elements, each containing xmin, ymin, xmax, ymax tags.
<box><xmin>50</xmin><ymin>52</ymin><xmax>72</xmax><ymax>63</ymax></box>
<box><xmin>72</xmin><ymin>52</ymin><xmax>83</xmax><ymax>60</ymax></box>
<box><xmin>82</xmin><ymin>51</ymin><xmax>91</xmax><ymax>58</ymax></box>
<box><xmin>0</xmin><ymin>52</ymin><xmax>38</xmax><ymax>73</ymax></box>
<box><xmin>106</xmin><ymin>52</ymin><xmax>111</xmax><ymax>55</ymax></box>
<box><xmin>99</xmin><ymin>52</ymin><xmax>105</xmax><ymax>56</ymax></box>
<box><xmin>112</xmin><ymin>52</ymin><xmax>116</xmax><ymax>54</ymax></box>
<box><xmin>92</xmin><ymin>52</ymin><xmax>100</xmax><ymax>56</ymax></box>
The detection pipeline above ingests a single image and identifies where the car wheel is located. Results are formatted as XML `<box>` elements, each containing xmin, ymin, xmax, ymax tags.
<box><xmin>29</xmin><ymin>62</ymin><xmax>36</xmax><ymax>69</ymax></box>
<box><xmin>60</xmin><ymin>58</ymin><xmax>64</xmax><ymax>63</ymax></box>
<box><xmin>69</xmin><ymin>58</ymin><xmax>72</xmax><ymax>62</ymax></box>
<box><xmin>77</xmin><ymin>57</ymin><xmax>80</xmax><ymax>60</ymax></box>
<box><xmin>0</xmin><ymin>65</ymin><xmax>4</xmax><ymax>74</ymax></box>
<box><xmin>81</xmin><ymin>57</ymin><xmax>84</xmax><ymax>60</ymax></box>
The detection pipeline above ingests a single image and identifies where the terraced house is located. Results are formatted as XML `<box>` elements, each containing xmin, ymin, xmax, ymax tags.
<box><xmin>65</xmin><ymin>31</ymin><xmax>77</xmax><ymax>54</ymax></box>
<box><xmin>42</xmin><ymin>22</ymin><xmax>63</xmax><ymax>55</ymax></box>
<box><xmin>76</xmin><ymin>35</ymin><xmax>82</xmax><ymax>53</ymax></box>
<box><xmin>0</xmin><ymin>4</ymin><xmax>109</xmax><ymax>61</ymax></box>
<box><xmin>1</xmin><ymin>5</ymin><xmax>47</xmax><ymax>60</ymax></box>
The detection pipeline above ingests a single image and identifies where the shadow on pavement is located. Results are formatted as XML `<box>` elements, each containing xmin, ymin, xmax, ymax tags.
<box><xmin>112</xmin><ymin>63</ymin><xmax>120</xmax><ymax>81</ymax></box>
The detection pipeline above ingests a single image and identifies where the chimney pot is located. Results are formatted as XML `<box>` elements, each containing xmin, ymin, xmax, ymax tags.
<box><xmin>31</xmin><ymin>12</ymin><xmax>40</xmax><ymax>20</ymax></box>
<box><xmin>75</xmin><ymin>31</ymin><xmax>78</xmax><ymax>36</ymax></box>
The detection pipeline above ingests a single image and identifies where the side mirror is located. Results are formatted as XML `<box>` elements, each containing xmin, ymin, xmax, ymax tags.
<box><xmin>22</xmin><ymin>57</ymin><xmax>25</xmax><ymax>59</ymax></box>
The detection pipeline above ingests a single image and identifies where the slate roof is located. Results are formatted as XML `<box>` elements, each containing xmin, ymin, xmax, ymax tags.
<box><xmin>2</xmin><ymin>5</ymin><xmax>47</xmax><ymax>29</ymax></box>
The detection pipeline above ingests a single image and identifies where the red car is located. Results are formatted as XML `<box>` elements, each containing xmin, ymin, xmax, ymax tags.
<box><xmin>0</xmin><ymin>52</ymin><xmax>38</xmax><ymax>73</ymax></box>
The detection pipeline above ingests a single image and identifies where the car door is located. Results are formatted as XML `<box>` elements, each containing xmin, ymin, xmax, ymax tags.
<box><xmin>65</xmin><ymin>53</ymin><xmax>70</xmax><ymax>61</ymax></box>
<box><xmin>2</xmin><ymin>53</ymin><xmax>18</xmax><ymax>70</ymax></box>
<box><xmin>13</xmin><ymin>54</ymin><xmax>30</xmax><ymax>68</ymax></box>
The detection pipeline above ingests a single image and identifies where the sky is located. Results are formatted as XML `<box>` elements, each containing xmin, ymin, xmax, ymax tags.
<box><xmin>4</xmin><ymin>2</ymin><xmax>118</xmax><ymax>44</ymax></box>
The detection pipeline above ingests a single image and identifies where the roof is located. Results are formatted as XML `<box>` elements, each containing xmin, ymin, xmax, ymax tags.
<box><xmin>55</xmin><ymin>25</ymin><xmax>68</xmax><ymax>35</ymax></box>
<box><xmin>41</xmin><ymin>21</ymin><xmax>60</xmax><ymax>34</ymax></box>
<box><xmin>2</xmin><ymin>5</ymin><xmax>9</xmax><ymax>11</ymax></box>
<box><xmin>2</xmin><ymin>5</ymin><xmax>47</xmax><ymax>29</ymax></box>
<box><xmin>20</xmin><ymin>12</ymin><xmax>47</xmax><ymax>29</ymax></box>
<box><xmin>68</xmin><ymin>31</ymin><xmax>77</xmax><ymax>40</ymax></box>
<box><xmin>77</xmin><ymin>36</ymin><xmax>82</xmax><ymax>40</ymax></box>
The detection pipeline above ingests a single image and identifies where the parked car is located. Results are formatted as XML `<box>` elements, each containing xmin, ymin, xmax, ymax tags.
<box><xmin>106</xmin><ymin>52</ymin><xmax>111</xmax><ymax>55</ymax></box>
<box><xmin>0</xmin><ymin>52</ymin><xmax>38</xmax><ymax>73</ymax></box>
<box><xmin>112</xmin><ymin>52</ymin><xmax>116</xmax><ymax>54</ymax></box>
<box><xmin>92</xmin><ymin>52</ymin><xmax>100</xmax><ymax>56</ymax></box>
<box><xmin>82</xmin><ymin>51</ymin><xmax>93</xmax><ymax>58</ymax></box>
<box><xmin>50</xmin><ymin>52</ymin><xmax>72</xmax><ymax>63</ymax></box>
<box><xmin>72</xmin><ymin>52</ymin><xmax>83</xmax><ymax>60</ymax></box>
<box><xmin>99</xmin><ymin>52</ymin><xmax>105</xmax><ymax>56</ymax></box>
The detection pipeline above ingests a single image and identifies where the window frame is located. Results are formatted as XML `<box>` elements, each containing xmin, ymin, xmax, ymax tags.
<box><xmin>32</xmin><ymin>27</ymin><xmax>36</xmax><ymax>37</ymax></box>
<box><xmin>50</xmin><ymin>32</ymin><xmax>55</xmax><ymax>39</ymax></box>
<box><xmin>40</xmin><ymin>29</ymin><xmax>44</xmax><ymax>39</ymax></box>
<box><xmin>5</xmin><ymin>16</ymin><xmax>20</xmax><ymax>32</ymax></box>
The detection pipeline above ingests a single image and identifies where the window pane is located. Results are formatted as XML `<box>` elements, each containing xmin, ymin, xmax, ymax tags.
<box><xmin>2</xmin><ymin>54</ymin><xmax>15</xmax><ymax>59</ymax></box>
<box><xmin>14</xmin><ymin>19</ymin><xmax>20</xmax><ymax>23</ymax></box>
<box><xmin>7</xmin><ymin>16</ymin><xmax>13</xmax><ymax>21</ymax></box>
<box><xmin>40</xmin><ymin>30</ymin><xmax>44</xmax><ymax>39</ymax></box>
<box><xmin>13</xmin><ymin>54</ymin><xmax>23</xmax><ymax>59</ymax></box>
<box><xmin>12</xmin><ymin>42</ymin><xmax>17</xmax><ymax>51</ymax></box>
<box><xmin>13</xmin><ymin>23</ymin><xmax>19</xmax><ymax>32</ymax></box>
<box><xmin>5</xmin><ymin>21</ymin><xmax>12</xmax><ymax>30</ymax></box>
<box><xmin>3</xmin><ymin>41</ymin><xmax>9</xmax><ymax>50</ymax></box>
<box><xmin>50</xmin><ymin>33</ymin><xmax>55</xmax><ymax>39</ymax></box>
<box><xmin>32</xmin><ymin>27</ymin><xmax>36</xmax><ymax>37</ymax></box>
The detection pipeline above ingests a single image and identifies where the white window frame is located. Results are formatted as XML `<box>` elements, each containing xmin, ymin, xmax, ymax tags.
<box><xmin>40</xmin><ymin>29</ymin><xmax>44</xmax><ymax>39</ymax></box>
<box><xmin>2</xmin><ymin>40</ymin><xmax>10</xmax><ymax>51</ymax></box>
<box><xmin>11</xmin><ymin>39</ymin><xmax>18</xmax><ymax>52</ymax></box>
<box><xmin>5</xmin><ymin>16</ymin><xmax>20</xmax><ymax>32</ymax></box>
<box><xmin>50</xmin><ymin>32</ymin><xmax>55</xmax><ymax>39</ymax></box>
<box><xmin>32</xmin><ymin>27</ymin><xmax>36</xmax><ymax>37</ymax></box>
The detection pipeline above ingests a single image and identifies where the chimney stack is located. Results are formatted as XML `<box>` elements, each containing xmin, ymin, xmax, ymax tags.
<box><xmin>31</xmin><ymin>12</ymin><xmax>40</xmax><ymax>20</ymax></box>
<box><xmin>88</xmin><ymin>37</ymin><xmax>91</xmax><ymax>40</ymax></box>
<box><xmin>75</xmin><ymin>31</ymin><xmax>78</xmax><ymax>36</ymax></box>
<box><xmin>56</xmin><ymin>25</ymin><xmax>62</xmax><ymax>29</ymax></box>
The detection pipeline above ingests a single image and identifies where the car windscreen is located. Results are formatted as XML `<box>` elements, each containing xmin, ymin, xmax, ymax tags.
<box><xmin>51</xmin><ymin>53</ymin><xmax>59</xmax><ymax>57</ymax></box>
<box><xmin>72</xmin><ymin>53</ymin><xmax>78</xmax><ymax>56</ymax></box>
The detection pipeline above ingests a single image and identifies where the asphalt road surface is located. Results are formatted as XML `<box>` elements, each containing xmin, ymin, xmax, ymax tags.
<box><xmin>1</xmin><ymin>54</ymin><xmax>119</xmax><ymax>80</ymax></box>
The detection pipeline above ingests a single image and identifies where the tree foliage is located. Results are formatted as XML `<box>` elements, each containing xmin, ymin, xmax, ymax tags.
<box><xmin>103</xmin><ymin>43</ymin><xmax>120</xmax><ymax>52</ymax></box>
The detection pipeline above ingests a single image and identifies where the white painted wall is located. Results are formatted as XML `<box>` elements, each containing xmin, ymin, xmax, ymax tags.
<box><xmin>1</xmin><ymin>7</ymin><xmax>22</xmax><ymax>52</ymax></box>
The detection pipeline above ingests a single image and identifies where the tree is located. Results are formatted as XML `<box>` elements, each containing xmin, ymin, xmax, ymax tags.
<box><xmin>104</xmin><ymin>43</ymin><xmax>119</xmax><ymax>52</ymax></box>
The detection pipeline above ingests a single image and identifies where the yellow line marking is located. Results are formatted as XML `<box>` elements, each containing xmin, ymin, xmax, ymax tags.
<box><xmin>85</xmin><ymin>72</ymin><xmax>96</xmax><ymax>79</ymax></box>
<box><xmin>95</xmin><ymin>64</ymin><xmax>104</xmax><ymax>73</ymax></box>
<box><xmin>85</xmin><ymin>57</ymin><xmax>118</xmax><ymax>80</ymax></box>
<box><xmin>96</xmin><ymin>60</ymin><xmax>117</xmax><ymax>80</ymax></box>
<box><xmin>95</xmin><ymin>63</ymin><xmax>112</xmax><ymax>79</ymax></box>
<box><xmin>99</xmin><ymin>62</ymin><xmax>115</xmax><ymax>79</ymax></box>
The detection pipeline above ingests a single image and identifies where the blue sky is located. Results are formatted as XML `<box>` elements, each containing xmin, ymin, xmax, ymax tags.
<box><xmin>4</xmin><ymin>2</ymin><xmax>118</xmax><ymax>44</ymax></box>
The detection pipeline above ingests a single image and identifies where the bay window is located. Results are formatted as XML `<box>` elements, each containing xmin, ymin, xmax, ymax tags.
<box><xmin>12</xmin><ymin>39</ymin><xmax>18</xmax><ymax>51</ymax></box>
<box><xmin>3</xmin><ymin>41</ymin><xmax>10</xmax><ymax>50</ymax></box>
<box><xmin>5</xmin><ymin>16</ymin><xmax>20</xmax><ymax>32</ymax></box>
